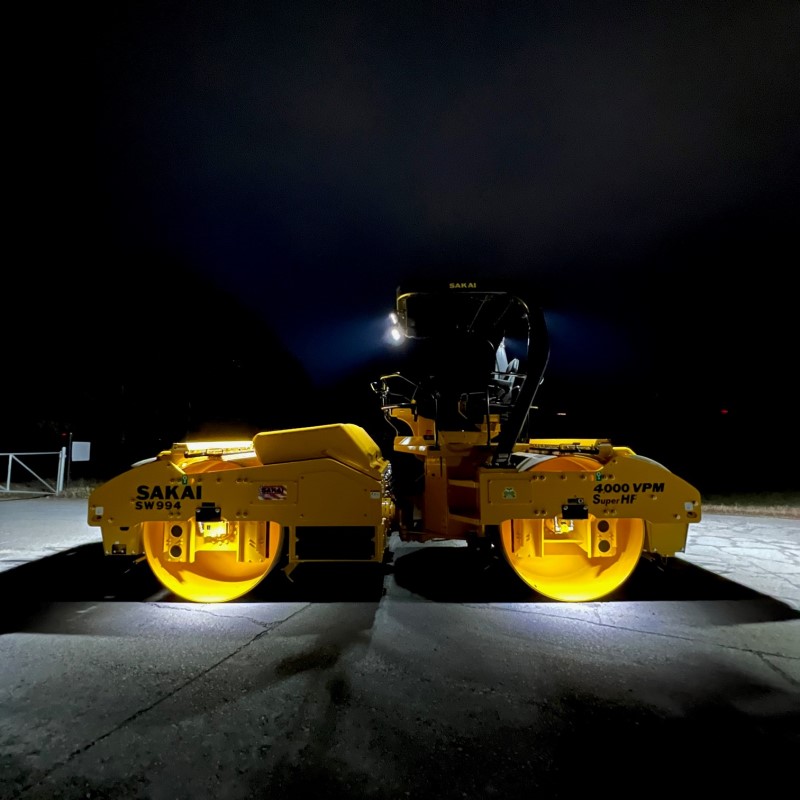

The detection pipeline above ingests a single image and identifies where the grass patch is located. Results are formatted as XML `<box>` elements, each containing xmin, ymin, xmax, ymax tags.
<box><xmin>702</xmin><ymin>492</ymin><xmax>800</xmax><ymax>519</ymax></box>
<box><xmin>0</xmin><ymin>479</ymin><xmax>99</xmax><ymax>500</ymax></box>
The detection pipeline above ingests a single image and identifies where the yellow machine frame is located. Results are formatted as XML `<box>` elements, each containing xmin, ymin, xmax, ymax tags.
<box><xmin>387</xmin><ymin>406</ymin><xmax>699</xmax><ymax>601</ymax></box>
<box><xmin>89</xmin><ymin>424</ymin><xmax>394</xmax><ymax>602</ymax></box>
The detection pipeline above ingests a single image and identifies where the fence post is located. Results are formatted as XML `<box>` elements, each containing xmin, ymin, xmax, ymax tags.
<box><xmin>57</xmin><ymin>447</ymin><xmax>66</xmax><ymax>495</ymax></box>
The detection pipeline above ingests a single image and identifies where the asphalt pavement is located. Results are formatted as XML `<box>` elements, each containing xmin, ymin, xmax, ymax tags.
<box><xmin>1</xmin><ymin>496</ymin><xmax>799</xmax><ymax>800</ymax></box>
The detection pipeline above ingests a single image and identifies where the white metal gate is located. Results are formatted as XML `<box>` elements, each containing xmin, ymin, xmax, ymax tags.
<box><xmin>0</xmin><ymin>448</ymin><xmax>67</xmax><ymax>496</ymax></box>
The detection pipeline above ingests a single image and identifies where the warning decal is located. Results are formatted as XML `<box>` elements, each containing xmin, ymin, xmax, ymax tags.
<box><xmin>259</xmin><ymin>485</ymin><xmax>288</xmax><ymax>501</ymax></box>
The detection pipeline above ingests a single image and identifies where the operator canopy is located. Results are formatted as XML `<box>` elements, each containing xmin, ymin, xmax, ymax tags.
<box><xmin>387</xmin><ymin>281</ymin><xmax>550</xmax><ymax>442</ymax></box>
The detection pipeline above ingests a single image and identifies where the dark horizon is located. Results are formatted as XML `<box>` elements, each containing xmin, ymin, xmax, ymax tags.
<box><xmin>6</xmin><ymin>256</ymin><xmax>792</xmax><ymax>495</ymax></box>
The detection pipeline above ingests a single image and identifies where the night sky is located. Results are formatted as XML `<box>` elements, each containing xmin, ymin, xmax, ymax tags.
<box><xmin>9</xmin><ymin>2</ymin><xmax>799</xmax><ymax>492</ymax></box>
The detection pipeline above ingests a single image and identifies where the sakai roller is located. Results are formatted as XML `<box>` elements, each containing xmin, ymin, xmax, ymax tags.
<box><xmin>87</xmin><ymin>280</ymin><xmax>701</xmax><ymax>603</ymax></box>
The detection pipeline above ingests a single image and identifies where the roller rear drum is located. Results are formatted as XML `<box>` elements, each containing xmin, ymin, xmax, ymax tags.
<box><xmin>142</xmin><ymin>460</ymin><xmax>284</xmax><ymax>602</ymax></box>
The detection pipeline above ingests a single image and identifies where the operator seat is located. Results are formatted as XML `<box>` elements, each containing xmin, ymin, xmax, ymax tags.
<box><xmin>491</xmin><ymin>337</ymin><xmax>520</xmax><ymax>405</ymax></box>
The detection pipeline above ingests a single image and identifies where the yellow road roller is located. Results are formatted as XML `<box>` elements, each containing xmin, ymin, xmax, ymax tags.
<box><xmin>88</xmin><ymin>280</ymin><xmax>701</xmax><ymax>602</ymax></box>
